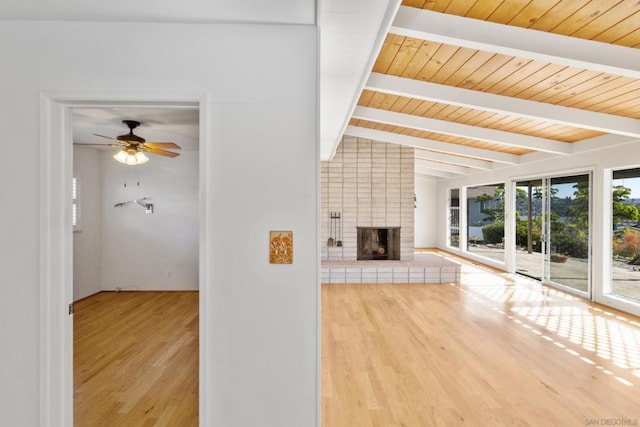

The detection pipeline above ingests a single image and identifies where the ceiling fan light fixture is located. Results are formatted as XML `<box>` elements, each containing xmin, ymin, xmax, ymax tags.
<box><xmin>94</xmin><ymin>120</ymin><xmax>180</xmax><ymax>164</ymax></box>
<box><xmin>113</xmin><ymin>149</ymin><xmax>129</xmax><ymax>163</ymax></box>
<box><xmin>134</xmin><ymin>151</ymin><xmax>149</xmax><ymax>164</ymax></box>
<box><xmin>113</xmin><ymin>148</ymin><xmax>149</xmax><ymax>166</ymax></box>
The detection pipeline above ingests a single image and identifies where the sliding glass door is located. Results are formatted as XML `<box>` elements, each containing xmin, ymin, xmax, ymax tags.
<box><xmin>611</xmin><ymin>168</ymin><xmax>640</xmax><ymax>303</ymax></box>
<box><xmin>547</xmin><ymin>175</ymin><xmax>590</xmax><ymax>294</ymax></box>
<box><xmin>515</xmin><ymin>180</ymin><xmax>544</xmax><ymax>280</ymax></box>
<box><xmin>467</xmin><ymin>183</ymin><xmax>505</xmax><ymax>263</ymax></box>
<box><xmin>514</xmin><ymin>174</ymin><xmax>591</xmax><ymax>296</ymax></box>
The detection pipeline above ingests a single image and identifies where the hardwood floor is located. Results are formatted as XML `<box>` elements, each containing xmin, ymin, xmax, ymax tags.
<box><xmin>322</xmin><ymin>253</ymin><xmax>640</xmax><ymax>426</ymax></box>
<box><xmin>74</xmin><ymin>258</ymin><xmax>640</xmax><ymax>426</ymax></box>
<box><xmin>74</xmin><ymin>291</ymin><xmax>198</xmax><ymax>426</ymax></box>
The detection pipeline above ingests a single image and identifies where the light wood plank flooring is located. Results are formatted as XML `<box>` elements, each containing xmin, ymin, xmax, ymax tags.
<box><xmin>74</xmin><ymin>259</ymin><xmax>640</xmax><ymax>426</ymax></box>
<box><xmin>322</xmin><ymin>253</ymin><xmax>640</xmax><ymax>426</ymax></box>
<box><xmin>74</xmin><ymin>291</ymin><xmax>198</xmax><ymax>426</ymax></box>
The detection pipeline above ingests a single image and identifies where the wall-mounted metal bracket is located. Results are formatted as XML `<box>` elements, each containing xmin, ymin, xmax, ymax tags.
<box><xmin>114</xmin><ymin>197</ymin><xmax>154</xmax><ymax>214</ymax></box>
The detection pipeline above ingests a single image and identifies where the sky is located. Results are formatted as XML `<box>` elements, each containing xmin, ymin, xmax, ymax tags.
<box><xmin>553</xmin><ymin>183</ymin><xmax>575</xmax><ymax>199</ymax></box>
<box><xmin>613</xmin><ymin>177</ymin><xmax>640</xmax><ymax>199</ymax></box>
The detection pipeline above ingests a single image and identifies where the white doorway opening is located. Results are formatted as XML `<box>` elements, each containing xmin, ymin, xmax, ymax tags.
<box><xmin>39</xmin><ymin>92</ymin><xmax>210</xmax><ymax>427</ymax></box>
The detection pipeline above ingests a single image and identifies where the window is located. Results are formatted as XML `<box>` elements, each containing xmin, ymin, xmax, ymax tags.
<box><xmin>467</xmin><ymin>183</ymin><xmax>505</xmax><ymax>263</ymax></box>
<box><xmin>449</xmin><ymin>188</ymin><xmax>459</xmax><ymax>248</ymax></box>
<box><xmin>611</xmin><ymin>168</ymin><xmax>640</xmax><ymax>302</ymax></box>
<box><xmin>72</xmin><ymin>176</ymin><xmax>81</xmax><ymax>232</ymax></box>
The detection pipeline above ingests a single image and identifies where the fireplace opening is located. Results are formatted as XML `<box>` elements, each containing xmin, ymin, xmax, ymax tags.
<box><xmin>357</xmin><ymin>227</ymin><xmax>400</xmax><ymax>260</ymax></box>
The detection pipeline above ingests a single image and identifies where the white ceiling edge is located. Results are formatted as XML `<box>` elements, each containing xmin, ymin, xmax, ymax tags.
<box><xmin>0</xmin><ymin>0</ymin><xmax>316</xmax><ymax>24</ymax></box>
<box><xmin>319</xmin><ymin>0</ymin><xmax>401</xmax><ymax>161</ymax></box>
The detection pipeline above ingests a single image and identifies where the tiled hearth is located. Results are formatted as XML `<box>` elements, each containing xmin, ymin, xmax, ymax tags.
<box><xmin>321</xmin><ymin>252</ymin><xmax>460</xmax><ymax>284</ymax></box>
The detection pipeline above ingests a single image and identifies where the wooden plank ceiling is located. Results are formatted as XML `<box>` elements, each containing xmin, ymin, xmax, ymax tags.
<box><xmin>344</xmin><ymin>0</ymin><xmax>640</xmax><ymax>178</ymax></box>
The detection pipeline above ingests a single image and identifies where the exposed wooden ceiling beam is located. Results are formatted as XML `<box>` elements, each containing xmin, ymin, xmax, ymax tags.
<box><xmin>565</xmin><ymin>134</ymin><xmax>640</xmax><ymax>155</ymax></box>
<box><xmin>414</xmin><ymin>166</ymin><xmax>455</xmax><ymax>179</ymax></box>
<box><xmin>365</xmin><ymin>73</ymin><xmax>640</xmax><ymax>139</ymax></box>
<box><xmin>345</xmin><ymin>125</ymin><xmax>520</xmax><ymax>165</ymax></box>
<box><xmin>391</xmin><ymin>6</ymin><xmax>640</xmax><ymax>80</ymax></box>
<box><xmin>414</xmin><ymin>149</ymin><xmax>493</xmax><ymax>170</ymax></box>
<box><xmin>353</xmin><ymin>106</ymin><xmax>571</xmax><ymax>155</ymax></box>
<box><xmin>415</xmin><ymin>158</ymin><xmax>469</xmax><ymax>174</ymax></box>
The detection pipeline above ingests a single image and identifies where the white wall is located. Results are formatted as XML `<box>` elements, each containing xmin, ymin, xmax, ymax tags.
<box><xmin>73</xmin><ymin>147</ymin><xmax>199</xmax><ymax>299</ymax></box>
<box><xmin>414</xmin><ymin>174</ymin><xmax>438</xmax><ymax>248</ymax></box>
<box><xmin>101</xmin><ymin>151</ymin><xmax>199</xmax><ymax>292</ymax></box>
<box><xmin>73</xmin><ymin>147</ymin><xmax>103</xmax><ymax>301</ymax></box>
<box><xmin>0</xmin><ymin>21</ymin><xmax>318</xmax><ymax>427</ymax></box>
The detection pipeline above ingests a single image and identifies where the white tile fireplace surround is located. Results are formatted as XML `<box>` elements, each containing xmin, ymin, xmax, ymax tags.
<box><xmin>321</xmin><ymin>137</ymin><xmax>414</xmax><ymax>261</ymax></box>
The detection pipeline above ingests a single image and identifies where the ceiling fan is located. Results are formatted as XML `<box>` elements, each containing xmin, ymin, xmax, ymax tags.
<box><xmin>77</xmin><ymin>120</ymin><xmax>181</xmax><ymax>165</ymax></box>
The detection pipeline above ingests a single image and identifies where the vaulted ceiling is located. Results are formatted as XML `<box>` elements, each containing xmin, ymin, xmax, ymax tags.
<box><xmin>337</xmin><ymin>0</ymin><xmax>640</xmax><ymax>179</ymax></box>
<box><xmin>2</xmin><ymin>0</ymin><xmax>638</xmax><ymax>177</ymax></box>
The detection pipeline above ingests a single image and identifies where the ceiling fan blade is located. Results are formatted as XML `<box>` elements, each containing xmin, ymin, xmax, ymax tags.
<box><xmin>93</xmin><ymin>133</ymin><xmax>122</xmax><ymax>142</ymax></box>
<box><xmin>145</xmin><ymin>147</ymin><xmax>180</xmax><ymax>158</ymax></box>
<box><xmin>73</xmin><ymin>143</ymin><xmax>120</xmax><ymax>146</ymax></box>
<box><xmin>143</xmin><ymin>142</ymin><xmax>181</xmax><ymax>149</ymax></box>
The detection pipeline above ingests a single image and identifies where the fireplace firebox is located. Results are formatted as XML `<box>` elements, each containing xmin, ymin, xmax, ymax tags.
<box><xmin>357</xmin><ymin>227</ymin><xmax>400</xmax><ymax>260</ymax></box>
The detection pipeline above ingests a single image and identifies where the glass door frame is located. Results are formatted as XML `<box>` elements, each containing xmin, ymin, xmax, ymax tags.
<box><xmin>597</xmin><ymin>167</ymin><xmax>640</xmax><ymax>317</ymax></box>
<box><xmin>543</xmin><ymin>173</ymin><xmax>592</xmax><ymax>298</ymax></box>
<box><xmin>513</xmin><ymin>179</ymin><xmax>545</xmax><ymax>281</ymax></box>
<box><xmin>512</xmin><ymin>172</ymin><xmax>593</xmax><ymax>299</ymax></box>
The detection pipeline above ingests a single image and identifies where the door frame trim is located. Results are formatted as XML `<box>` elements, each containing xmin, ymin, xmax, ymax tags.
<box><xmin>39</xmin><ymin>91</ymin><xmax>209</xmax><ymax>426</ymax></box>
